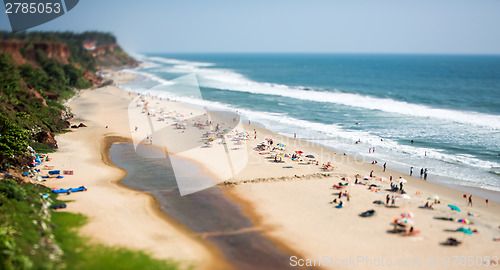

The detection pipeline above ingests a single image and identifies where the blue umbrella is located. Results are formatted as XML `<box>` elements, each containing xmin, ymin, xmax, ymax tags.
<box><xmin>277</xmin><ymin>143</ymin><xmax>286</xmax><ymax>147</ymax></box>
<box><xmin>306</xmin><ymin>155</ymin><xmax>315</xmax><ymax>158</ymax></box>
<box><xmin>456</xmin><ymin>228</ymin><xmax>472</xmax><ymax>235</ymax></box>
<box><xmin>448</xmin><ymin>204</ymin><xmax>461</xmax><ymax>212</ymax></box>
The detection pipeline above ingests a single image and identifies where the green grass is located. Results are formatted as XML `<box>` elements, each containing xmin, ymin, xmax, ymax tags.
<box><xmin>31</xmin><ymin>142</ymin><xmax>57</xmax><ymax>154</ymax></box>
<box><xmin>52</xmin><ymin>212</ymin><xmax>185</xmax><ymax>270</ymax></box>
<box><xmin>0</xmin><ymin>181</ymin><xmax>55</xmax><ymax>270</ymax></box>
<box><xmin>1</xmin><ymin>180</ymin><xmax>184</xmax><ymax>270</ymax></box>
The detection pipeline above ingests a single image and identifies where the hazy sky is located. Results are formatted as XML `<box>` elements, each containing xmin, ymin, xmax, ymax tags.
<box><xmin>1</xmin><ymin>0</ymin><xmax>500</xmax><ymax>54</ymax></box>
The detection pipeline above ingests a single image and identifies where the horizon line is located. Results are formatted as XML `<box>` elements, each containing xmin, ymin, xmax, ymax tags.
<box><xmin>135</xmin><ymin>51</ymin><xmax>500</xmax><ymax>56</ymax></box>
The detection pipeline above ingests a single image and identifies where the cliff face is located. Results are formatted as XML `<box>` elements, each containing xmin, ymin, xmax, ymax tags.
<box><xmin>91</xmin><ymin>44</ymin><xmax>138</xmax><ymax>69</ymax></box>
<box><xmin>0</xmin><ymin>40</ymin><xmax>70</xmax><ymax>66</ymax></box>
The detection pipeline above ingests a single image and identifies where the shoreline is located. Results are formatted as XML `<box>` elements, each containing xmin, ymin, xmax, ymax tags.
<box><xmin>43</xmin><ymin>70</ymin><xmax>500</xmax><ymax>269</ymax></box>
<box><xmin>119</xmin><ymin>69</ymin><xmax>499</xmax><ymax>268</ymax></box>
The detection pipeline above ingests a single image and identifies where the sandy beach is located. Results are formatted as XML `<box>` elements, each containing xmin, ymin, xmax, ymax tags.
<box><xmin>41</xmin><ymin>71</ymin><xmax>500</xmax><ymax>270</ymax></box>
<box><xmin>42</xmin><ymin>73</ymin><xmax>225</xmax><ymax>270</ymax></box>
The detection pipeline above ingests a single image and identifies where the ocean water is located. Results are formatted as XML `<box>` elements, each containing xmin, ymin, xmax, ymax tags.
<box><xmin>122</xmin><ymin>53</ymin><xmax>500</xmax><ymax>193</ymax></box>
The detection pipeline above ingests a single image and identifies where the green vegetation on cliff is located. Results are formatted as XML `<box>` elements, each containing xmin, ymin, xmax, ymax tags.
<box><xmin>0</xmin><ymin>32</ymin><xmax>179</xmax><ymax>270</ymax></box>
<box><xmin>0</xmin><ymin>31</ymin><xmax>137</xmax><ymax>165</ymax></box>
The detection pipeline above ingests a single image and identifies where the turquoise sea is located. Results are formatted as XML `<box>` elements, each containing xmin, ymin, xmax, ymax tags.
<box><xmin>122</xmin><ymin>53</ymin><xmax>500</xmax><ymax>195</ymax></box>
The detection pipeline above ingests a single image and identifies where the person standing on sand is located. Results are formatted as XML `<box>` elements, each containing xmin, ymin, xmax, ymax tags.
<box><xmin>383</xmin><ymin>163</ymin><xmax>387</xmax><ymax>172</ymax></box>
<box><xmin>468</xmin><ymin>195</ymin><xmax>473</xmax><ymax>207</ymax></box>
<box><xmin>410</xmin><ymin>167</ymin><xmax>413</xmax><ymax>176</ymax></box>
<box><xmin>370</xmin><ymin>170</ymin><xmax>373</xmax><ymax>178</ymax></box>
<box><xmin>386</xmin><ymin>194</ymin><xmax>390</xmax><ymax>205</ymax></box>
<box><xmin>391</xmin><ymin>196</ymin><xmax>395</xmax><ymax>206</ymax></box>
<box><xmin>420</xmin><ymin>168</ymin><xmax>424</xmax><ymax>178</ymax></box>
<box><xmin>254</xmin><ymin>129</ymin><xmax>257</xmax><ymax>139</ymax></box>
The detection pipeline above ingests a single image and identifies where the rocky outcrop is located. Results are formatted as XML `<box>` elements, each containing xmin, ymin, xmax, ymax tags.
<box><xmin>34</xmin><ymin>131</ymin><xmax>58</xmax><ymax>149</ymax></box>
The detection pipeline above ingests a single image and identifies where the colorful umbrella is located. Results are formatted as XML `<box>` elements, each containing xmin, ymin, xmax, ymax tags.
<box><xmin>223</xmin><ymin>129</ymin><xmax>230</xmax><ymax>132</ymax></box>
<box><xmin>428</xmin><ymin>195</ymin><xmax>440</xmax><ymax>200</ymax></box>
<box><xmin>398</xmin><ymin>178</ymin><xmax>408</xmax><ymax>183</ymax></box>
<box><xmin>448</xmin><ymin>204</ymin><xmax>461</xmax><ymax>212</ymax></box>
<box><xmin>457</xmin><ymin>218</ymin><xmax>471</xmax><ymax>224</ymax></box>
<box><xmin>396</xmin><ymin>218</ymin><xmax>414</xmax><ymax>226</ymax></box>
<box><xmin>277</xmin><ymin>143</ymin><xmax>286</xmax><ymax>147</ymax></box>
<box><xmin>400</xmin><ymin>212</ymin><xmax>415</xmax><ymax>218</ymax></box>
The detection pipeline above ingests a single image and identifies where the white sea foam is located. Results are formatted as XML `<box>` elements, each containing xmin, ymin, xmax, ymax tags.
<box><xmin>146</xmin><ymin>56</ymin><xmax>500</xmax><ymax>130</ymax></box>
<box><xmin>122</xmin><ymin>57</ymin><xmax>500</xmax><ymax>192</ymax></box>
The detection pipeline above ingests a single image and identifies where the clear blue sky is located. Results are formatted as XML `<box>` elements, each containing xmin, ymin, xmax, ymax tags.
<box><xmin>1</xmin><ymin>0</ymin><xmax>500</xmax><ymax>54</ymax></box>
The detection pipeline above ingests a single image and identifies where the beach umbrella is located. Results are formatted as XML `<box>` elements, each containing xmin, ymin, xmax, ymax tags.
<box><xmin>456</xmin><ymin>228</ymin><xmax>473</xmax><ymax>235</ymax></box>
<box><xmin>457</xmin><ymin>218</ymin><xmax>471</xmax><ymax>224</ymax></box>
<box><xmin>281</xmin><ymin>153</ymin><xmax>289</xmax><ymax>157</ymax></box>
<box><xmin>295</xmin><ymin>151</ymin><xmax>304</xmax><ymax>156</ymax></box>
<box><xmin>398</xmin><ymin>178</ymin><xmax>408</xmax><ymax>183</ymax></box>
<box><xmin>378</xmin><ymin>177</ymin><xmax>387</xmax><ymax>182</ymax></box>
<box><xmin>305</xmin><ymin>155</ymin><xmax>315</xmax><ymax>158</ymax></box>
<box><xmin>363</xmin><ymin>175</ymin><xmax>370</xmax><ymax>180</ymax></box>
<box><xmin>277</xmin><ymin>143</ymin><xmax>286</xmax><ymax>147</ymax></box>
<box><xmin>400</xmin><ymin>212</ymin><xmax>415</xmax><ymax>218</ymax></box>
<box><xmin>428</xmin><ymin>195</ymin><xmax>440</xmax><ymax>200</ymax></box>
<box><xmin>396</xmin><ymin>218</ymin><xmax>414</xmax><ymax>226</ymax></box>
<box><xmin>265</xmin><ymin>137</ymin><xmax>273</xmax><ymax>141</ymax></box>
<box><xmin>223</xmin><ymin>129</ymin><xmax>230</xmax><ymax>133</ymax></box>
<box><xmin>448</xmin><ymin>204</ymin><xmax>461</xmax><ymax>212</ymax></box>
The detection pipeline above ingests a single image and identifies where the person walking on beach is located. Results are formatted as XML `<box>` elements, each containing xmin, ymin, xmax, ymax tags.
<box><xmin>370</xmin><ymin>170</ymin><xmax>373</xmax><ymax>178</ymax></box>
<box><xmin>468</xmin><ymin>195</ymin><xmax>473</xmax><ymax>207</ymax></box>
<box><xmin>391</xmin><ymin>196</ymin><xmax>395</xmax><ymax>206</ymax></box>
<box><xmin>420</xmin><ymin>168</ymin><xmax>424</xmax><ymax>178</ymax></box>
<box><xmin>410</xmin><ymin>167</ymin><xmax>413</xmax><ymax>176</ymax></box>
<box><xmin>369</xmin><ymin>148</ymin><xmax>372</xmax><ymax>153</ymax></box>
<box><xmin>383</xmin><ymin>163</ymin><xmax>387</xmax><ymax>172</ymax></box>
<box><xmin>386</xmin><ymin>194</ymin><xmax>390</xmax><ymax>205</ymax></box>
<box><xmin>254</xmin><ymin>129</ymin><xmax>257</xmax><ymax>139</ymax></box>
